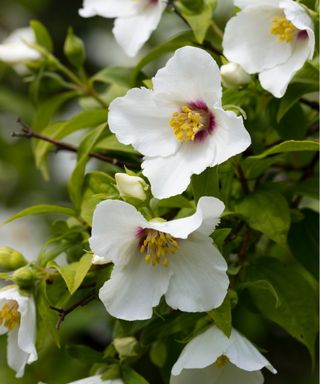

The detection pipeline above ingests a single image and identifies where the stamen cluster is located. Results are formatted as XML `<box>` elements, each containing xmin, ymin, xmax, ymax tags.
<box><xmin>0</xmin><ymin>300</ymin><xmax>20</xmax><ymax>331</ymax></box>
<box><xmin>170</xmin><ymin>106</ymin><xmax>204</xmax><ymax>141</ymax></box>
<box><xmin>271</xmin><ymin>16</ymin><xmax>297</xmax><ymax>43</ymax></box>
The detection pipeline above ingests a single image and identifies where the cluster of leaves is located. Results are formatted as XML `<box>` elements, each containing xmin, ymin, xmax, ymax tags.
<box><xmin>0</xmin><ymin>0</ymin><xmax>319</xmax><ymax>383</ymax></box>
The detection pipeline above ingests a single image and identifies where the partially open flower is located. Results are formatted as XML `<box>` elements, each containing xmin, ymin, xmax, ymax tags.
<box><xmin>90</xmin><ymin>196</ymin><xmax>229</xmax><ymax>320</ymax></box>
<box><xmin>223</xmin><ymin>0</ymin><xmax>315</xmax><ymax>98</ymax></box>
<box><xmin>220</xmin><ymin>62</ymin><xmax>251</xmax><ymax>89</ymax></box>
<box><xmin>109</xmin><ymin>46</ymin><xmax>251</xmax><ymax>199</ymax></box>
<box><xmin>0</xmin><ymin>286</ymin><xmax>37</xmax><ymax>377</ymax></box>
<box><xmin>171</xmin><ymin>325</ymin><xmax>277</xmax><ymax>384</ymax></box>
<box><xmin>115</xmin><ymin>173</ymin><xmax>147</xmax><ymax>201</ymax></box>
<box><xmin>79</xmin><ymin>0</ymin><xmax>166</xmax><ymax>57</ymax></box>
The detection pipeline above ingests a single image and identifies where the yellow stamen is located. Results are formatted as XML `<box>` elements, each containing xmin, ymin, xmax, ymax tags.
<box><xmin>271</xmin><ymin>16</ymin><xmax>297</xmax><ymax>43</ymax></box>
<box><xmin>215</xmin><ymin>355</ymin><xmax>229</xmax><ymax>368</ymax></box>
<box><xmin>170</xmin><ymin>106</ymin><xmax>203</xmax><ymax>141</ymax></box>
<box><xmin>0</xmin><ymin>300</ymin><xmax>20</xmax><ymax>331</ymax></box>
<box><xmin>139</xmin><ymin>229</ymin><xmax>179</xmax><ymax>267</ymax></box>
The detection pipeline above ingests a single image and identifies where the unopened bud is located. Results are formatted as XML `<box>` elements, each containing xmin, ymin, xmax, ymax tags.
<box><xmin>220</xmin><ymin>62</ymin><xmax>251</xmax><ymax>89</ymax></box>
<box><xmin>0</xmin><ymin>247</ymin><xmax>27</xmax><ymax>271</ymax></box>
<box><xmin>63</xmin><ymin>27</ymin><xmax>85</xmax><ymax>68</ymax></box>
<box><xmin>114</xmin><ymin>337</ymin><xmax>138</xmax><ymax>358</ymax></box>
<box><xmin>115</xmin><ymin>173</ymin><xmax>147</xmax><ymax>201</ymax></box>
<box><xmin>13</xmin><ymin>267</ymin><xmax>36</xmax><ymax>289</ymax></box>
<box><xmin>92</xmin><ymin>254</ymin><xmax>109</xmax><ymax>265</ymax></box>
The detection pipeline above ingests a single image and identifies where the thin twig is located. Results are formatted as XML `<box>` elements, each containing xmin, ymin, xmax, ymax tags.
<box><xmin>50</xmin><ymin>291</ymin><xmax>97</xmax><ymax>329</ymax></box>
<box><xmin>13</xmin><ymin>119</ymin><xmax>139</xmax><ymax>169</ymax></box>
<box><xmin>235</xmin><ymin>162</ymin><xmax>250</xmax><ymax>194</ymax></box>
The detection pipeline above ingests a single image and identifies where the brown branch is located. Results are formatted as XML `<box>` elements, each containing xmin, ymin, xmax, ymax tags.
<box><xmin>50</xmin><ymin>291</ymin><xmax>96</xmax><ymax>329</ymax></box>
<box><xmin>13</xmin><ymin>119</ymin><xmax>139</xmax><ymax>169</ymax></box>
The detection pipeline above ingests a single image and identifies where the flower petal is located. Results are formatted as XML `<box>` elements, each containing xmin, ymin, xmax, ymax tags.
<box><xmin>170</xmin><ymin>363</ymin><xmax>264</xmax><ymax>384</ymax></box>
<box><xmin>171</xmin><ymin>325</ymin><xmax>228</xmax><ymax>375</ymax></box>
<box><xmin>226</xmin><ymin>329</ymin><xmax>277</xmax><ymax>373</ymax></box>
<box><xmin>99</xmin><ymin>253</ymin><xmax>171</xmax><ymax>320</ymax></box>
<box><xmin>165</xmin><ymin>234</ymin><xmax>228</xmax><ymax>312</ymax></box>
<box><xmin>113</xmin><ymin>2</ymin><xmax>165</xmax><ymax>57</ymax></box>
<box><xmin>108</xmin><ymin>87</ymin><xmax>179</xmax><ymax>157</ymax></box>
<box><xmin>152</xmin><ymin>46</ymin><xmax>222</xmax><ymax>107</ymax></box>
<box><xmin>235</xmin><ymin>0</ymin><xmax>281</xmax><ymax>8</ymax></box>
<box><xmin>7</xmin><ymin>328</ymin><xmax>29</xmax><ymax>378</ymax></box>
<box><xmin>223</xmin><ymin>7</ymin><xmax>293</xmax><ymax>73</ymax></box>
<box><xmin>79</xmin><ymin>0</ymin><xmax>140</xmax><ymax>18</ymax></box>
<box><xmin>149</xmin><ymin>196</ymin><xmax>224</xmax><ymax>239</ymax></box>
<box><xmin>67</xmin><ymin>375</ymin><xmax>123</xmax><ymax>384</ymax></box>
<box><xmin>89</xmin><ymin>200</ymin><xmax>147</xmax><ymax>266</ymax></box>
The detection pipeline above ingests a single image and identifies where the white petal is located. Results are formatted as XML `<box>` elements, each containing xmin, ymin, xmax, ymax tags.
<box><xmin>170</xmin><ymin>363</ymin><xmax>264</xmax><ymax>384</ymax></box>
<box><xmin>165</xmin><ymin>233</ymin><xmax>229</xmax><ymax>312</ymax></box>
<box><xmin>223</xmin><ymin>7</ymin><xmax>293</xmax><ymax>73</ymax></box>
<box><xmin>99</xmin><ymin>253</ymin><xmax>171</xmax><ymax>320</ymax></box>
<box><xmin>226</xmin><ymin>329</ymin><xmax>277</xmax><ymax>374</ymax></box>
<box><xmin>152</xmin><ymin>46</ymin><xmax>222</xmax><ymax>107</ymax></box>
<box><xmin>7</xmin><ymin>328</ymin><xmax>29</xmax><ymax>378</ymax></box>
<box><xmin>258</xmin><ymin>34</ymin><xmax>312</xmax><ymax>97</ymax></box>
<box><xmin>281</xmin><ymin>0</ymin><xmax>314</xmax><ymax>38</ymax></box>
<box><xmin>235</xmin><ymin>0</ymin><xmax>281</xmax><ymax>8</ymax></box>
<box><xmin>108</xmin><ymin>87</ymin><xmax>179</xmax><ymax>157</ymax></box>
<box><xmin>209</xmin><ymin>108</ymin><xmax>251</xmax><ymax>165</ymax></box>
<box><xmin>79</xmin><ymin>0</ymin><xmax>141</xmax><ymax>18</ymax></box>
<box><xmin>171</xmin><ymin>325</ymin><xmax>228</xmax><ymax>375</ymax></box>
<box><xmin>67</xmin><ymin>375</ymin><xmax>123</xmax><ymax>384</ymax></box>
<box><xmin>149</xmin><ymin>196</ymin><xmax>224</xmax><ymax>239</ymax></box>
<box><xmin>89</xmin><ymin>200</ymin><xmax>147</xmax><ymax>266</ymax></box>
<box><xmin>113</xmin><ymin>2</ymin><xmax>165</xmax><ymax>57</ymax></box>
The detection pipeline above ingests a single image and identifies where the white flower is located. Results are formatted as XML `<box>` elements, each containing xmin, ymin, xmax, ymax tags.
<box><xmin>220</xmin><ymin>62</ymin><xmax>251</xmax><ymax>89</ymax></box>
<box><xmin>223</xmin><ymin>0</ymin><xmax>315</xmax><ymax>98</ymax></box>
<box><xmin>0</xmin><ymin>27</ymin><xmax>40</xmax><ymax>73</ymax></box>
<box><xmin>79</xmin><ymin>0</ymin><xmax>166</xmax><ymax>57</ymax></box>
<box><xmin>0</xmin><ymin>285</ymin><xmax>37</xmax><ymax>378</ymax></box>
<box><xmin>109</xmin><ymin>46</ymin><xmax>251</xmax><ymax>199</ymax></box>
<box><xmin>115</xmin><ymin>173</ymin><xmax>147</xmax><ymax>201</ymax></box>
<box><xmin>67</xmin><ymin>376</ymin><xmax>123</xmax><ymax>384</ymax></box>
<box><xmin>171</xmin><ymin>325</ymin><xmax>277</xmax><ymax>384</ymax></box>
<box><xmin>90</xmin><ymin>196</ymin><xmax>229</xmax><ymax>321</ymax></box>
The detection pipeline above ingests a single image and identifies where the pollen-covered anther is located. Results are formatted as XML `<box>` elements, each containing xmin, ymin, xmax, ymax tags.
<box><xmin>271</xmin><ymin>16</ymin><xmax>297</xmax><ymax>43</ymax></box>
<box><xmin>170</xmin><ymin>106</ymin><xmax>204</xmax><ymax>141</ymax></box>
<box><xmin>0</xmin><ymin>300</ymin><xmax>20</xmax><ymax>331</ymax></box>
<box><xmin>139</xmin><ymin>229</ymin><xmax>179</xmax><ymax>267</ymax></box>
<box><xmin>215</xmin><ymin>354</ymin><xmax>230</xmax><ymax>368</ymax></box>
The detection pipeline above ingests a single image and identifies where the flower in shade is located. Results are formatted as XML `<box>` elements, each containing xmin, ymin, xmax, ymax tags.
<box><xmin>0</xmin><ymin>27</ymin><xmax>40</xmax><ymax>73</ymax></box>
<box><xmin>79</xmin><ymin>0</ymin><xmax>166</xmax><ymax>57</ymax></box>
<box><xmin>0</xmin><ymin>285</ymin><xmax>37</xmax><ymax>378</ymax></box>
<box><xmin>170</xmin><ymin>325</ymin><xmax>277</xmax><ymax>384</ymax></box>
<box><xmin>220</xmin><ymin>62</ymin><xmax>251</xmax><ymax>89</ymax></box>
<box><xmin>89</xmin><ymin>196</ymin><xmax>229</xmax><ymax>321</ymax></box>
<box><xmin>115</xmin><ymin>173</ymin><xmax>147</xmax><ymax>201</ymax></box>
<box><xmin>109</xmin><ymin>46</ymin><xmax>251</xmax><ymax>199</ymax></box>
<box><xmin>67</xmin><ymin>376</ymin><xmax>123</xmax><ymax>384</ymax></box>
<box><xmin>223</xmin><ymin>0</ymin><xmax>315</xmax><ymax>98</ymax></box>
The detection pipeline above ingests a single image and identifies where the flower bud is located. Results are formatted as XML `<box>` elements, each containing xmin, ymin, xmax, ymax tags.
<box><xmin>12</xmin><ymin>267</ymin><xmax>36</xmax><ymax>289</ymax></box>
<box><xmin>115</xmin><ymin>173</ymin><xmax>147</xmax><ymax>201</ymax></box>
<box><xmin>63</xmin><ymin>27</ymin><xmax>85</xmax><ymax>68</ymax></box>
<box><xmin>0</xmin><ymin>247</ymin><xmax>27</xmax><ymax>271</ymax></box>
<box><xmin>114</xmin><ymin>337</ymin><xmax>138</xmax><ymax>358</ymax></box>
<box><xmin>220</xmin><ymin>62</ymin><xmax>251</xmax><ymax>89</ymax></box>
<box><xmin>92</xmin><ymin>254</ymin><xmax>109</xmax><ymax>265</ymax></box>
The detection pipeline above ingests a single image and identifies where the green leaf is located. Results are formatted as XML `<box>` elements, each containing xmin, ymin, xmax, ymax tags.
<box><xmin>179</xmin><ymin>0</ymin><xmax>217</xmax><ymax>43</ymax></box>
<box><xmin>48</xmin><ymin>253</ymin><xmax>93</xmax><ymax>295</ymax></box>
<box><xmin>239</xmin><ymin>279</ymin><xmax>280</xmax><ymax>308</ymax></box>
<box><xmin>122</xmin><ymin>366</ymin><xmax>150</xmax><ymax>384</ymax></box>
<box><xmin>95</xmin><ymin>134</ymin><xmax>138</xmax><ymax>154</ymax></box>
<box><xmin>211</xmin><ymin>228</ymin><xmax>231</xmax><ymax>251</ymax></box>
<box><xmin>247</xmin><ymin>140</ymin><xmax>319</xmax><ymax>160</ymax></box>
<box><xmin>192</xmin><ymin>166</ymin><xmax>220</xmax><ymax>203</ymax></box>
<box><xmin>3</xmin><ymin>204</ymin><xmax>76</xmax><ymax>224</ymax></box>
<box><xmin>91</xmin><ymin>66</ymin><xmax>132</xmax><ymax>87</ymax></box>
<box><xmin>235</xmin><ymin>189</ymin><xmax>290</xmax><ymax>246</ymax></box>
<box><xmin>245</xmin><ymin>258</ymin><xmax>318</xmax><ymax>362</ymax></box>
<box><xmin>150</xmin><ymin>340</ymin><xmax>167</xmax><ymax>368</ymax></box>
<box><xmin>30</xmin><ymin>20</ymin><xmax>53</xmax><ymax>52</ymax></box>
<box><xmin>68</xmin><ymin>124</ymin><xmax>106</xmax><ymax>211</ymax></box>
<box><xmin>208</xmin><ymin>292</ymin><xmax>232</xmax><ymax>336</ymax></box>
<box><xmin>275</xmin><ymin>103</ymin><xmax>308</xmax><ymax>140</ymax></box>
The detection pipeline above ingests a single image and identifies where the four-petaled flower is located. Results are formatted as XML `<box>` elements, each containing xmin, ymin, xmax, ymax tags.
<box><xmin>79</xmin><ymin>0</ymin><xmax>166</xmax><ymax>57</ymax></box>
<box><xmin>170</xmin><ymin>325</ymin><xmax>277</xmax><ymax>384</ymax></box>
<box><xmin>0</xmin><ymin>286</ymin><xmax>37</xmax><ymax>378</ymax></box>
<box><xmin>109</xmin><ymin>46</ymin><xmax>251</xmax><ymax>199</ymax></box>
<box><xmin>89</xmin><ymin>196</ymin><xmax>229</xmax><ymax>320</ymax></box>
<box><xmin>223</xmin><ymin>0</ymin><xmax>315</xmax><ymax>98</ymax></box>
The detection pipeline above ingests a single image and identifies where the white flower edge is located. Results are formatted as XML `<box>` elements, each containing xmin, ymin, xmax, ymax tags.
<box><xmin>170</xmin><ymin>325</ymin><xmax>276</xmax><ymax>384</ymax></box>
<box><xmin>0</xmin><ymin>285</ymin><xmax>37</xmax><ymax>378</ymax></box>
<box><xmin>79</xmin><ymin>0</ymin><xmax>166</xmax><ymax>57</ymax></box>
<box><xmin>66</xmin><ymin>375</ymin><xmax>123</xmax><ymax>384</ymax></box>
<box><xmin>90</xmin><ymin>196</ymin><xmax>229</xmax><ymax>320</ymax></box>
<box><xmin>223</xmin><ymin>0</ymin><xmax>314</xmax><ymax>97</ymax></box>
<box><xmin>109</xmin><ymin>46</ymin><xmax>251</xmax><ymax>199</ymax></box>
